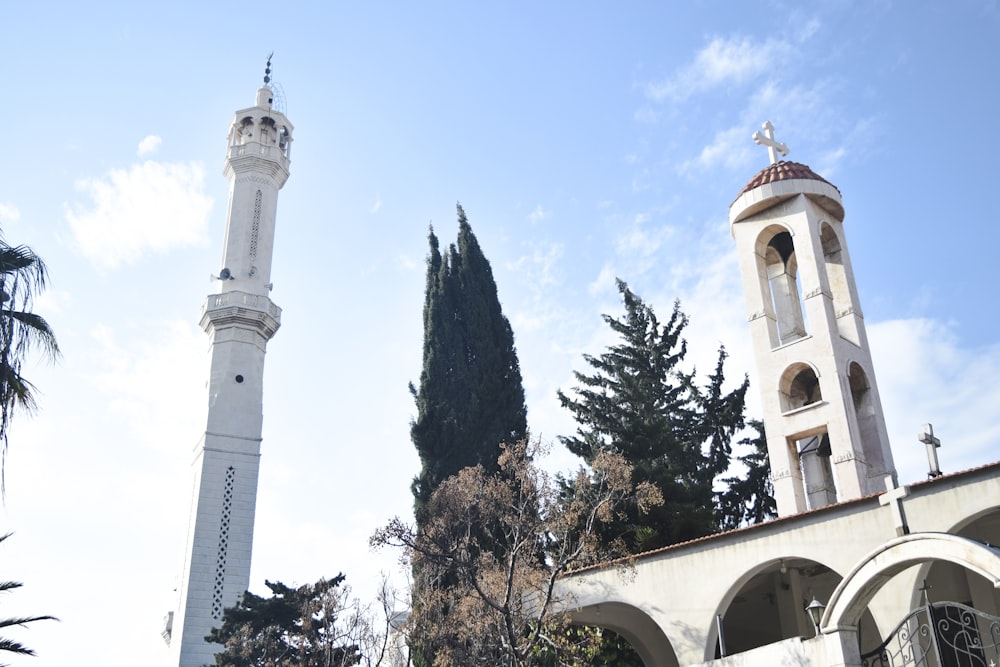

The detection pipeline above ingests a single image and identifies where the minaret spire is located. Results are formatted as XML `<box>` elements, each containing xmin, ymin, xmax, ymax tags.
<box><xmin>165</xmin><ymin>69</ymin><xmax>294</xmax><ymax>667</ymax></box>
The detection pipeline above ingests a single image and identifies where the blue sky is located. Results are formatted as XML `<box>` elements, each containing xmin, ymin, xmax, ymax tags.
<box><xmin>3</xmin><ymin>2</ymin><xmax>1000</xmax><ymax>664</ymax></box>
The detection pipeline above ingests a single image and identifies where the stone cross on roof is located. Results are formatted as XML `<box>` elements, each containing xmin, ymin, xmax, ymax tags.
<box><xmin>919</xmin><ymin>423</ymin><xmax>943</xmax><ymax>478</ymax></box>
<box><xmin>752</xmin><ymin>121</ymin><xmax>789</xmax><ymax>164</ymax></box>
<box><xmin>879</xmin><ymin>476</ymin><xmax>911</xmax><ymax>537</ymax></box>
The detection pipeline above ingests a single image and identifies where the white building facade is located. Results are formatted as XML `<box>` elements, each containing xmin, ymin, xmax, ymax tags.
<box><xmin>164</xmin><ymin>68</ymin><xmax>293</xmax><ymax>667</ymax></box>
<box><xmin>560</xmin><ymin>127</ymin><xmax>1000</xmax><ymax>667</ymax></box>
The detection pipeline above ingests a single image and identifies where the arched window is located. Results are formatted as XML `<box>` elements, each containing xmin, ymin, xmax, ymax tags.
<box><xmin>761</xmin><ymin>229</ymin><xmax>808</xmax><ymax>346</ymax></box>
<box><xmin>239</xmin><ymin>117</ymin><xmax>254</xmax><ymax>142</ymax></box>
<box><xmin>821</xmin><ymin>223</ymin><xmax>859</xmax><ymax>345</ymax></box>
<box><xmin>779</xmin><ymin>363</ymin><xmax>836</xmax><ymax>509</ymax></box>
<box><xmin>259</xmin><ymin>116</ymin><xmax>276</xmax><ymax>143</ymax></box>
<box><xmin>848</xmin><ymin>362</ymin><xmax>884</xmax><ymax>469</ymax></box>
<box><xmin>780</xmin><ymin>363</ymin><xmax>822</xmax><ymax>412</ymax></box>
<box><xmin>278</xmin><ymin>126</ymin><xmax>290</xmax><ymax>157</ymax></box>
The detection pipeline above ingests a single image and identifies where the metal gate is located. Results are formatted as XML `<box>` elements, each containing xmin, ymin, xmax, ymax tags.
<box><xmin>861</xmin><ymin>602</ymin><xmax>1000</xmax><ymax>667</ymax></box>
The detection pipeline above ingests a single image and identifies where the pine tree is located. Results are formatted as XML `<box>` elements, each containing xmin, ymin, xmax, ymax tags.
<box><xmin>716</xmin><ymin>419</ymin><xmax>776</xmax><ymax>530</ymax></box>
<box><xmin>410</xmin><ymin>203</ymin><xmax>528</xmax><ymax>515</ymax></box>
<box><xmin>205</xmin><ymin>576</ymin><xmax>362</xmax><ymax>667</ymax></box>
<box><xmin>558</xmin><ymin>279</ymin><xmax>749</xmax><ymax>552</ymax></box>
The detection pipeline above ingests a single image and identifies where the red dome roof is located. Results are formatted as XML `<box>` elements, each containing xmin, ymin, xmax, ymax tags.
<box><xmin>729</xmin><ymin>160</ymin><xmax>844</xmax><ymax>224</ymax></box>
<box><xmin>735</xmin><ymin>161</ymin><xmax>839</xmax><ymax>200</ymax></box>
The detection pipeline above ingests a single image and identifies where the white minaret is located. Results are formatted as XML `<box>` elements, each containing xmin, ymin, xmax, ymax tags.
<box><xmin>165</xmin><ymin>58</ymin><xmax>293</xmax><ymax>667</ymax></box>
<box><xmin>730</xmin><ymin>122</ymin><xmax>895</xmax><ymax>517</ymax></box>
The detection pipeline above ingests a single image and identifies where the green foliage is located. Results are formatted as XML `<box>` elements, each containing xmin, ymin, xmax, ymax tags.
<box><xmin>0</xmin><ymin>236</ymin><xmax>59</xmax><ymax>486</ymax></box>
<box><xmin>533</xmin><ymin>626</ymin><xmax>644</xmax><ymax>666</ymax></box>
<box><xmin>716</xmin><ymin>419</ymin><xmax>776</xmax><ymax>530</ymax></box>
<box><xmin>0</xmin><ymin>533</ymin><xmax>56</xmax><ymax>663</ymax></box>
<box><xmin>205</xmin><ymin>576</ymin><xmax>361</xmax><ymax>667</ymax></box>
<box><xmin>409</xmin><ymin>204</ymin><xmax>527</xmax><ymax>515</ymax></box>
<box><xmin>558</xmin><ymin>279</ymin><xmax>750</xmax><ymax>552</ymax></box>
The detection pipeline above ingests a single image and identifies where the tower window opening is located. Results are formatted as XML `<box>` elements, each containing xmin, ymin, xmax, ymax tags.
<box><xmin>848</xmin><ymin>362</ymin><xmax>885</xmax><ymax>470</ymax></box>
<box><xmin>764</xmin><ymin>231</ymin><xmax>808</xmax><ymax>346</ymax></box>
<box><xmin>278</xmin><ymin>126</ymin><xmax>290</xmax><ymax>157</ymax></box>
<box><xmin>238</xmin><ymin>117</ymin><xmax>254</xmax><ymax>144</ymax></box>
<box><xmin>792</xmin><ymin>430</ymin><xmax>838</xmax><ymax>509</ymax></box>
<box><xmin>820</xmin><ymin>222</ymin><xmax>859</xmax><ymax>345</ymax></box>
<box><xmin>780</xmin><ymin>364</ymin><xmax>822</xmax><ymax>412</ymax></box>
<box><xmin>259</xmin><ymin>116</ymin><xmax>276</xmax><ymax>144</ymax></box>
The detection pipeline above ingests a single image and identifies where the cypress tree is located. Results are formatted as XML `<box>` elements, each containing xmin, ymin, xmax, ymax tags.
<box><xmin>558</xmin><ymin>279</ymin><xmax>749</xmax><ymax>552</ymax></box>
<box><xmin>410</xmin><ymin>203</ymin><xmax>528</xmax><ymax>515</ymax></box>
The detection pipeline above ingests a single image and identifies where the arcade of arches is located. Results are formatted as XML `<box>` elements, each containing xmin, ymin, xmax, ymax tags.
<box><xmin>559</xmin><ymin>463</ymin><xmax>1000</xmax><ymax>667</ymax></box>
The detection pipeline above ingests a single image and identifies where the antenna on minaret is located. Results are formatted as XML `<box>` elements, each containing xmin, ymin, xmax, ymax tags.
<box><xmin>261</xmin><ymin>52</ymin><xmax>287</xmax><ymax>114</ymax></box>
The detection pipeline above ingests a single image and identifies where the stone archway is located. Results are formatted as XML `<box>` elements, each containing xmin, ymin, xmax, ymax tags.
<box><xmin>824</xmin><ymin>533</ymin><xmax>1000</xmax><ymax>631</ymax></box>
<box><xmin>913</xmin><ymin>506</ymin><xmax>1000</xmax><ymax>614</ymax></box>
<box><xmin>709</xmin><ymin>556</ymin><xmax>881</xmax><ymax>660</ymax></box>
<box><xmin>569</xmin><ymin>602</ymin><xmax>679</xmax><ymax>667</ymax></box>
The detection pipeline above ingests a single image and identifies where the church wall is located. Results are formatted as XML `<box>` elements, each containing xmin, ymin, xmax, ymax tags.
<box><xmin>688</xmin><ymin>636</ymin><xmax>823</xmax><ymax>667</ymax></box>
<box><xmin>561</xmin><ymin>462</ymin><xmax>1000</xmax><ymax>666</ymax></box>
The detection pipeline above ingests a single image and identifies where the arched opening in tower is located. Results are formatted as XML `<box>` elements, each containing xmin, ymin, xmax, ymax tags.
<box><xmin>780</xmin><ymin>364</ymin><xmax>823</xmax><ymax>412</ymax></box>
<box><xmin>764</xmin><ymin>230</ymin><xmax>808</xmax><ymax>346</ymax></box>
<box><xmin>820</xmin><ymin>222</ymin><xmax>860</xmax><ymax>346</ymax></box>
<box><xmin>279</xmin><ymin>126</ymin><xmax>291</xmax><ymax>157</ymax></box>
<box><xmin>795</xmin><ymin>430</ymin><xmax>838</xmax><ymax>509</ymax></box>
<box><xmin>779</xmin><ymin>364</ymin><xmax>838</xmax><ymax>509</ymax></box>
<box><xmin>238</xmin><ymin>117</ymin><xmax>254</xmax><ymax>143</ymax></box>
<box><xmin>848</xmin><ymin>362</ymin><xmax>885</xmax><ymax>472</ymax></box>
<box><xmin>259</xmin><ymin>116</ymin><xmax>276</xmax><ymax>145</ymax></box>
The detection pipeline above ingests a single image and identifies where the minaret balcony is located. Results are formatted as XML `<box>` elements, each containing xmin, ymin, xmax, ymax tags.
<box><xmin>200</xmin><ymin>290</ymin><xmax>281</xmax><ymax>342</ymax></box>
<box><xmin>225</xmin><ymin>145</ymin><xmax>291</xmax><ymax>184</ymax></box>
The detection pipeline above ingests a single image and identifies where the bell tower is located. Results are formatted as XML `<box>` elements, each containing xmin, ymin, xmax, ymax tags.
<box><xmin>165</xmin><ymin>58</ymin><xmax>293</xmax><ymax>667</ymax></box>
<box><xmin>729</xmin><ymin>122</ymin><xmax>895</xmax><ymax>517</ymax></box>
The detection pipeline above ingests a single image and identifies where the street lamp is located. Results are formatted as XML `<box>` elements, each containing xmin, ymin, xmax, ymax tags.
<box><xmin>806</xmin><ymin>597</ymin><xmax>826</xmax><ymax>636</ymax></box>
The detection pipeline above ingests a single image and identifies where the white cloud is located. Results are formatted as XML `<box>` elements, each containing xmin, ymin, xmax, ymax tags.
<box><xmin>633</xmin><ymin>105</ymin><xmax>660</xmax><ymax>124</ymax></box>
<box><xmin>680</xmin><ymin>126</ymin><xmax>756</xmax><ymax>174</ymax></box>
<box><xmin>678</xmin><ymin>78</ymin><xmax>869</xmax><ymax>177</ymax></box>
<box><xmin>631</xmin><ymin>168</ymin><xmax>651</xmax><ymax>193</ymax></box>
<box><xmin>396</xmin><ymin>252</ymin><xmax>421</xmax><ymax>272</ymax></box>
<box><xmin>614</xmin><ymin>213</ymin><xmax>674</xmax><ymax>261</ymax></box>
<box><xmin>795</xmin><ymin>17</ymin><xmax>821</xmax><ymax>43</ymax></box>
<box><xmin>65</xmin><ymin>160</ymin><xmax>213</xmax><ymax>271</ymax></box>
<box><xmin>136</xmin><ymin>135</ymin><xmax>162</xmax><ymax>157</ymax></box>
<box><xmin>869</xmin><ymin>319</ymin><xmax>1000</xmax><ymax>483</ymax></box>
<box><xmin>527</xmin><ymin>205</ymin><xmax>549</xmax><ymax>224</ymax></box>
<box><xmin>508</xmin><ymin>241</ymin><xmax>563</xmax><ymax>289</ymax></box>
<box><xmin>89</xmin><ymin>319</ymin><xmax>206</xmax><ymax>447</ymax></box>
<box><xmin>646</xmin><ymin>36</ymin><xmax>791</xmax><ymax>102</ymax></box>
<box><xmin>587</xmin><ymin>264</ymin><xmax>617</xmax><ymax>297</ymax></box>
<box><xmin>0</xmin><ymin>202</ymin><xmax>20</xmax><ymax>225</ymax></box>
<box><xmin>506</xmin><ymin>241</ymin><xmax>565</xmax><ymax>334</ymax></box>
<box><xmin>370</xmin><ymin>193</ymin><xmax>382</xmax><ymax>214</ymax></box>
